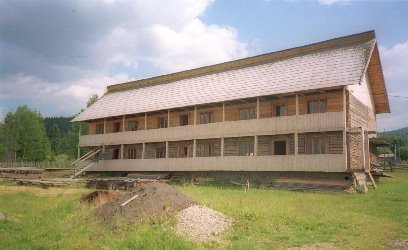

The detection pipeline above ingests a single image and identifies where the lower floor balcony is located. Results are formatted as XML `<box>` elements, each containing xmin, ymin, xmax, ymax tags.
<box><xmin>86</xmin><ymin>154</ymin><xmax>346</xmax><ymax>173</ymax></box>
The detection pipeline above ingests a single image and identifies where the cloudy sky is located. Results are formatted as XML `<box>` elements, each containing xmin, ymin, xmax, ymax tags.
<box><xmin>0</xmin><ymin>0</ymin><xmax>407</xmax><ymax>131</ymax></box>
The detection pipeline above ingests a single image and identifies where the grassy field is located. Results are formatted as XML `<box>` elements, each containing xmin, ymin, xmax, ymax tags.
<box><xmin>0</xmin><ymin>171</ymin><xmax>407</xmax><ymax>249</ymax></box>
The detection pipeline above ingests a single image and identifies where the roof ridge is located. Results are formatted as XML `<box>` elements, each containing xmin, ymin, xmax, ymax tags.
<box><xmin>106</xmin><ymin>30</ymin><xmax>376</xmax><ymax>93</ymax></box>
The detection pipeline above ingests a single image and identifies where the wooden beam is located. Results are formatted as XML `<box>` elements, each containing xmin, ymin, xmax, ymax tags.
<box><xmin>103</xmin><ymin>118</ymin><xmax>107</xmax><ymax>134</ymax></box>
<box><xmin>221</xmin><ymin>137</ymin><xmax>224</xmax><ymax>157</ymax></box>
<box><xmin>254</xmin><ymin>135</ymin><xmax>258</xmax><ymax>156</ymax></box>
<box><xmin>165</xmin><ymin>141</ymin><xmax>169</xmax><ymax>158</ymax></box>
<box><xmin>120</xmin><ymin>194</ymin><xmax>139</xmax><ymax>207</ymax></box>
<box><xmin>144</xmin><ymin>113</ymin><xmax>147</xmax><ymax>130</ymax></box>
<box><xmin>367</xmin><ymin>171</ymin><xmax>377</xmax><ymax>189</ymax></box>
<box><xmin>120</xmin><ymin>144</ymin><xmax>124</xmax><ymax>160</ymax></box>
<box><xmin>122</xmin><ymin>115</ymin><xmax>125</xmax><ymax>132</ymax></box>
<box><xmin>256</xmin><ymin>98</ymin><xmax>260</xmax><ymax>119</ymax></box>
<box><xmin>193</xmin><ymin>139</ymin><xmax>197</xmax><ymax>158</ymax></box>
<box><xmin>343</xmin><ymin>86</ymin><xmax>348</xmax><ymax>170</ymax></box>
<box><xmin>142</xmin><ymin>143</ymin><xmax>145</xmax><ymax>159</ymax></box>
<box><xmin>167</xmin><ymin>109</ymin><xmax>170</xmax><ymax>128</ymax></box>
<box><xmin>222</xmin><ymin>102</ymin><xmax>225</xmax><ymax>122</ymax></box>
<box><xmin>194</xmin><ymin>105</ymin><xmax>197</xmax><ymax>125</ymax></box>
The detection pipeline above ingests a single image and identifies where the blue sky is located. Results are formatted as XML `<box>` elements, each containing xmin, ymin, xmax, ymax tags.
<box><xmin>0</xmin><ymin>0</ymin><xmax>407</xmax><ymax>131</ymax></box>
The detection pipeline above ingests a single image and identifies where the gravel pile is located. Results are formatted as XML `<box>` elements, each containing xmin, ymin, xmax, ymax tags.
<box><xmin>176</xmin><ymin>205</ymin><xmax>231</xmax><ymax>241</ymax></box>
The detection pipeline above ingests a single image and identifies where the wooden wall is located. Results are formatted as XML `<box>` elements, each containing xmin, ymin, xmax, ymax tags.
<box><xmin>168</xmin><ymin>140</ymin><xmax>193</xmax><ymax>158</ymax></box>
<box><xmin>259</xmin><ymin>97</ymin><xmax>296</xmax><ymax>118</ymax></box>
<box><xmin>196</xmin><ymin>105</ymin><xmax>223</xmax><ymax>124</ymax></box>
<box><xmin>224</xmin><ymin>136</ymin><xmax>254</xmax><ymax>156</ymax></box>
<box><xmin>124</xmin><ymin>143</ymin><xmax>143</xmax><ymax>159</ymax></box>
<box><xmin>257</xmin><ymin>134</ymin><xmax>295</xmax><ymax>156</ymax></box>
<box><xmin>169</xmin><ymin>110</ymin><xmax>194</xmax><ymax>127</ymax></box>
<box><xmin>347</xmin><ymin>92</ymin><xmax>376</xmax><ymax>131</ymax></box>
<box><xmin>144</xmin><ymin>142</ymin><xmax>166</xmax><ymax>159</ymax></box>
<box><xmin>298</xmin><ymin>91</ymin><xmax>343</xmax><ymax>115</ymax></box>
<box><xmin>347</xmin><ymin>133</ymin><xmax>363</xmax><ymax>170</ymax></box>
<box><xmin>298</xmin><ymin>131</ymin><xmax>343</xmax><ymax>154</ymax></box>
<box><xmin>124</xmin><ymin>116</ymin><xmax>145</xmax><ymax>131</ymax></box>
<box><xmin>196</xmin><ymin>138</ymin><xmax>222</xmax><ymax>157</ymax></box>
<box><xmin>225</xmin><ymin>102</ymin><xmax>257</xmax><ymax>121</ymax></box>
<box><xmin>146</xmin><ymin>113</ymin><xmax>168</xmax><ymax>130</ymax></box>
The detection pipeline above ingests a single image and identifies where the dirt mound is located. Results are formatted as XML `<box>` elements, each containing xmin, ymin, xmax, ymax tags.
<box><xmin>80</xmin><ymin>191</ymin><xmax>118</xmax><ymax>206</ymax></box>
<box><xmin>176</xmin><ymin>205</ymin><xmax>231</xmax><ymax>242</ymax></box>
<box><xmin>94</xmin><ymin>182</ymin><xmax>195</xmax><ymax>225</ymax></box>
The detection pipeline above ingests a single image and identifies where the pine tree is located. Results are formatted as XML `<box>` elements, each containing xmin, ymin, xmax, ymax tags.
<box><xmin>50</xmin><ymin>123</ymin><xmax>62</xmax><ymax>155</ymax></box>
<box><xmin>2</xmin><ymin>112</ymin><xmax>16</xmax><ymax>161</ymax></box>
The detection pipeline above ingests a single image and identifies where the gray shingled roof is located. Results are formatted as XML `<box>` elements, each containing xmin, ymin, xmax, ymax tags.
<box><xmin>73</xmin><ymin>40</ymin><xmax>375</xmax><ymax>122</ymax></box>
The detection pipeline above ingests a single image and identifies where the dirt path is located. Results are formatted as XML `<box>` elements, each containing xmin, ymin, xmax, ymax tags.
<box><xmin>0</xmin><ymin>185</ymin><xmax>84</xmax><ymax>196</ymax></box>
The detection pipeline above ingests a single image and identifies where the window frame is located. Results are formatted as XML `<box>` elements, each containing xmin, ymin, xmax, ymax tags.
<box><xmin>178</xmin><ymin>144</ymin><xmax>190</xmax><ymax>158</ymax></box>
<box><xmin>200</xmin><ymin>112</ymin><xmax>214</xmax><ymax>124</ymax></box>
<box><xmin>305</xmin><ymin>136</ymin><xmax>328</xmax><ymax>154</ymax></box>
<box><xmin>127</xmin><ymin>147</ymin><xmax>137</xmax><ymax>159</ymax></box>
<box><xmin>128</xmin><ymin>121</ymin><xmax>139</xmax><ymax>131</ymax></box>
<box><xmin>307</xmin><ymin>98</ymin><xmax>327</xmax><ymax>114</ymax></box>
<box><xmin>96</xmin><ymin>123</ymin><xmax>104</xmax><ymax>134</ymax></box>
<box><xmin>157</xmin><ymin>117</ymin><xmax>168</xmax><ymax>129</ymax></box>
<box><xmin>156</xmin><ymin>146</ymin><xmax>166</xmax><ymax>158</ymax></box>
<box><xmin>199</xmin><ymin>143</ymin><xmax>214</xmax><ymax>157</ymax></box>
<box><xmin>113</xmin><ymin>122</ymin><xmax>121</xmax><ymax>133</ymax></box>
<box><xmin>239</xmin><ymin>108</ymin><xmax>256</xmax><ymax>120</ymax></box>
<box><xmin>180</xmin><ymin>114</ymin><xmax>189</xmax><ymax>126</ymax></box>
<box><xmin>238</xmin><ymin>140</ymin><xmax>254</xmax><ymax>156</ymax></box>
<box><xmin>273</xmin><ymin>140</ymin><xmax>287</xmax><ymax>155</ymax></box>
<box><xmin>274</xmin><ymin>103</ymin><xmax>287</xmax><ymax>117</ymax></box>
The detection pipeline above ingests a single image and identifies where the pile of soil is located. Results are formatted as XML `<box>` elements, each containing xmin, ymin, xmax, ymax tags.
<box><xmin>176</xmin><ymin>205</ymin><xmax>232</xmax><ymax>241</ymax></box>
<box><xmin>94</xmin><ymin>182</ymin><xmax>195</xmax><ymax>225</ymax></box>
<box><xmin>80</xmin><ymin>191</ymin><xmax>118</xmax><ymax>206</ymax></box>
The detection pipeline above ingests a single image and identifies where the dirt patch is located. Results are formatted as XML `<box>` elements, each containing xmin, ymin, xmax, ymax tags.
<box><xmin>288</xmin><ymin>243</ymin><xmax>338</xmax><ymax>250</ymax></box>
<box><xmin>176</xmin><ymin>205</ymin><xmax>231</xmax><ymax>242</ymax></box>
<box><xmin>94</xmin><ymin>182</ymin><xmax>195</xmax><ymax>225</ymax></box>
<box><xmin>0</xmin><ymin>185</ymin><xmax>82</xmax><ymax>196</ymax></box>
<box><xmin>389</xmin><ymin>239</ymin><xmax>408</xmax><ymax>249</ymax></box>
<box><xmin>80</xmin><ymin>191</ymin><xmax>118</xmax><ymax>206</ymax></box>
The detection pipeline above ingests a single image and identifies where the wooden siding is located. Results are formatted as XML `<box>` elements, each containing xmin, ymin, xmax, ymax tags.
<box><xmin>257</xmin><ymin>134</ymin><xmax>295</xmax><ymax>156</ymax></box>
<box><xmin>224</xmin><ymin>136</ymin><xmax>254</xmax><ymax>156</ymax></box>
<box><xmin>196</xmin><ymin>105</ymin><xmax>223</xmax><ymax>124</ymax></box>
<box><xmin>144</xmin><ymin>142</ymin><xmax>166</xmax><ymax>159</ymax></box>
<box><xmin>168</xmin><ymin>140</ymin><xmax>193</xmax><ymax>158</ymax></box>
<box><xmin>89</xmin><ymin>154</ymin><xmax>346</xmax><ymax>172</ymax></box>
<box><xmin>347</xmin><ymin>92</ymin><xmax>376</xmax><ymax>131</ymax></box>
<box><xmin>298</xmin><ymin>131</ymin><xmax>343</xmax><ymax>154</ymax></box>
<box><xmin>196</xmin><ymin>138</ymin><xmax>222</xmax><ymax>157</ymax></box>
<box><xmin>259</xmin><ymin>97</ymin><xmax>296</xmax><ymax>118</ymax></box>
<box><xmin>225</xmin><ymin>102</ymin><xmax>257</xmax><ymax>121</ymax></box>
<box><xmin>124</xmin><ymin>116</ymin><xmax>145</xmax><ymax>131</ymax></box>
<box><xmin>169</xmin><ymin>110</ymin><xmax>194</xmax><ymax>127</ymax></box>
<box><xmin>347</xmin><ymin>133</ymin><xmax>363</xmax><ymax>170</ymax></box>
<box><xmin>124</xmin><ymin>144</ymin><xmax>143</xmax><ymax>159</ymax></box>
<box><xmin>146</xmin><ymin>113</ymin><xmax>168</xmax><ymax>130</ymax></box>
<box><xmin>298</xmin><ymin>91</ymin><xmax>343</xmax><ymax>115</ymax></box>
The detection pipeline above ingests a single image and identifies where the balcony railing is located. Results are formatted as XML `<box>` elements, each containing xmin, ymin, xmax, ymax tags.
<box><xmin>79</xmin><ymin>112</ymin><xmax>344</xmax><ymax>147</ymax></box>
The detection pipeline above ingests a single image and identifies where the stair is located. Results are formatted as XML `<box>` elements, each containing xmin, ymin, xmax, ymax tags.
<box><xmin>70</xmin><ymin>145</ymin><xmax>104</xmax><ymax>179</ymax></box>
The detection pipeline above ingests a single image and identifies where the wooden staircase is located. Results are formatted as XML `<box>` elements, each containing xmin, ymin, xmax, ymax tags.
<box><xmin>71</xmin><ymin>145</ymin><xmax>104</xmax><ymax>179</ymax></box>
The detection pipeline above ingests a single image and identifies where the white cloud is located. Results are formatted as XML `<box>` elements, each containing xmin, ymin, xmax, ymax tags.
<box><xmin>318</xmin><ymin>0</ymin><xmax>352</xmax><ymax>6</ymax></box>
<box><xmin>0</xmin><ymin>0</ymin><xmax>248</xmax><ymax>117</ymax></box>
<box><xmin>377</xmin><ymin>41</ymin><xmax>408</xmax><ymax>131</ymax></box>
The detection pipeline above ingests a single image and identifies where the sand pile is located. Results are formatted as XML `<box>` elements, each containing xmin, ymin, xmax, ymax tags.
<box><xmin>176</xmin><ymin>205</ymin><xmax>232</xmax><ymax>241</ymax></box>
<box><xmin>80</xmin><ymin>190</ymin><xmax>118</xmax><ymax>206</ymax></box>
<box><xmin>94</xmin><ymin>182</ymin><xmax>195</xmax><ymax>225</ymax></box>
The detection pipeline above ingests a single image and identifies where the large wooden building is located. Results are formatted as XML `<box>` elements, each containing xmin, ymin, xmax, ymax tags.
<box><xmin>72</xmin><ymin>31</ymin><xmax>389</xmax><ymax>182</ymax></box>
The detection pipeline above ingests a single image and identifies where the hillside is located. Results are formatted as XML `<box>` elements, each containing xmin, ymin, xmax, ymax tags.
<box><xmin>384</xmin><ymin>127</ymin><xmax>408</xmax><ymax>136</ymax></box>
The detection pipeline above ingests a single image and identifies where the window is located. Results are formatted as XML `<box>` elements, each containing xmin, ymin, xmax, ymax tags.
<box><xmin>96</xmin><ymin>123</ymin><xmax>104</xmax><ymax>134</ymax></box>
<box><xmin>275</xmin><ymin>104</ymin><xmax>287</xmax><ymax>117</ymax></box>
<box><xmin>200</xmin><ymin>112</ymin><xmax>214</xmax><ymax>124</ymax></box>
<box><xmin>307</xmin><ymin>99</ymin><xmax>327</xmax><ymax>114</ymax></box>
<box><xmin>199</xmin><ymin>143</ymin><xmax>213</xmax><ymax>157</ymax></box>
<box><xmin>180</xmin><ymin>115</ymin><xmax>189</xmax><ymax>126</ymax></box>
<box><xmin>158</xmin><ymin>117</ymin><xmax>168</xmax><ymax>128</ymax></box>
<box><xmin>306</xmin><ymin>137</ymin><xmax>327</xmax><ymax>154</ymax></box>
<box><xmin>238</xmin><ymin>141</ymin><xmax>254</xmax><ymax>156</ymax></box>
<box><xmin>128</xmin><ymin>148</ymin><xmax>137</xmax><ymax>159</ymax></box>
<box><xmin>128</xmin><ymin>121</ymin><xmax>138</xmax><ymax>131</ymax></box>
<box><xmin>239</xmin><ymin>108</ymin><xmax>256</xmax><ymax>120</ymax></box>
<box><xmin>156</xmin><ymin>146</ymin><xmax>166</xmax><ymax>158</ymax></box>
<box><xmin>178</xmin><ymin>144</ymin><xmax>190</xmax><ymax>158</ymax></box>
<box><xmin>274</xmin><ymin>141</ymin><xmax>287</xmax><ymax>155</ymax></box>
<box><xmin>112</xmin><ymin>148</ymin><xmax>120</xmax><ymax>159</ymax></box>
<box><xmin>113</xmin><ymin>122</ymin><xmax>121</xmax><ymax>133</ymax></box>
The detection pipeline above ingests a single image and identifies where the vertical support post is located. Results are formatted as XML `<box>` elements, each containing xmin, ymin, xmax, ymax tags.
<box><xmin>142</xmin><ymin>142</ymin><xmax>145</xmax><ymax>159</ymax></box>
<box><xmin>77</xmin><ymin>122</ymin><xmax>82</xmax><ymax>159</ymax></box>
<box><xmin>254</xmin><ymin>135</ymin><xmax>258</xmax><ymax>156</ymax></box>
<box><xmin>221</xmin><ymin>137</ymin><xmax>225</xmax><ymax>157</ymax></box>
<box><xmin>343</xmin><ymin>86</ymin><xmax>348</xmax><ymax>170</ymax></box>
<box><xmin>361</xmin><ymin>127</ymin><xmax>366</xmax><ymax>171</ymax></box>
<box><xmin>295</xmin><ymin>133</ymin><xmax>298</xmax><ymax>155</ymax></box>
<box><xmin>120</xmin><ymin>144</ymin><xmax>124</xmax><ymax>160</ymax></box>
<box><xmin>193</xmin><ymin>139</ymin><xmax>197</xmax><ymax>158</ymax></box>
<box><xmin>165</xmin><ymin>141</ymin><xmax>169</xmax><ymax>158</ymax></box>
<box><xmin>295</xmin><ymin>93</ymin><xmax>299</xmax><ymax>116</ymax></box>
<box><xmin>194</xmin><ymin>105</ymin><xmax>197</xmax><ymax>125</ymax></box>
<box><xmin>167</xmin><ymin>109</ymin><xmax>170</xmax><ymax>128</ymax></box>
<box><xmin>103</xmin><ymin>118</ymin><xmax>107</xmax><ymax>134</ymax></box>
<box><xmin>222</xmin><ymin>102</ymin><xmax>225</xmax><ymax>122</ymax></box>
<box><xmin>122</xmin><ymin>115</ymin><xmax>125</xmax><ymax>132</ymax></box>
<box><xmin>144</xmin><ymin>113</ymin><xmax>147</xmax><ymax>130</ymax></box>
<box><xmin>256</xmin><ymin>97</ymin><xmax>260</xmax><ymax>119</ymax></box>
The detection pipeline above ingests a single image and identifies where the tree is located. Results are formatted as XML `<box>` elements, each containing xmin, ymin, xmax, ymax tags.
<box><xmin>1</xmin><ymin>112</ymin><xmax>16</xmax><ymax>161</ymax></box>
<box><xmin>50</xmin><ymin>124</ymin><xmax>62</xmax><ymax>155</ymax></box>
<box><xmin>62</xmin><ymin>122</ymin><xmax>79</xmax><ymax>159</ymax></box>
<box><xmin>399</xmin><ymin>146</ymin><xmax>408</xmax><ymax>161</ymax></box>
<box><xmin>13</xmin><ymin>106</ymin><xmax>52</xmax><ymax>161</ymax></box>
<box><xmin>87</xmin><ymin>94</ymin><xmax>99</xmax><ymax>108</ymax></box>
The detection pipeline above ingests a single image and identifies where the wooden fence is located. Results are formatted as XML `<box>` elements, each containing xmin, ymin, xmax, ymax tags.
<box><xmin>0</xmin><ymin>161</ymin><xmax>73</xmax><ymax>169</ymax></box>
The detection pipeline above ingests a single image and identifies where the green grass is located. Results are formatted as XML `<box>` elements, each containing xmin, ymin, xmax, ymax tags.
<box><xmin>1</xmin><ymin>171</ymin><xmax>408</xmax><ymax>249</ymax></box>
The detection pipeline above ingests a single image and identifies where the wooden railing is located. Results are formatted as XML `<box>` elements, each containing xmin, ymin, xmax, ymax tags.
<box><xmin>0</xmin><ymin>162</ymin><xmax>73</xmax><ymax>169</ymax></box>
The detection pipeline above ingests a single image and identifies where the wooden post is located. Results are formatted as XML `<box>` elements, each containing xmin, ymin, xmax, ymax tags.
<box><xmin>122</xmin><ymin>115</ymin><xmax>125</xmax><ymax>132</ymax></box>
<box><xmin>142</xmin><ymin>143</ymin><xmax>145</xmax><ymax>159</ymax></box>
<box><xmin>193</xmin><ymin>139</ymin><xmax>197</xmax><ymax>158</ymax></box>
<box><xmin>167</xmin><ymin>109</ymin><xmax>170</xmax><ymax>128</ymax></box>
<box><xmin>165</xmin><ymin>141</ymin><xmax>169</xmax><ymax>158</ymax></box>
<box><xmin>295</xmin><ymin>93</ymin><xmax>299</xmax><ymax>116</ymax></box>
<box><xmin>120</xmin><ymin>144</ymin><xmax>124</xmax><ymax>159</ymax></box>
<box><xmin>77</xmin><ymin>122</ymin><xmax>82</xmax><ymax>159</ymax></box>
<box><xmin>295</xmin><ymin>94</ymin><xmax>299</xmax><ymax>156</ymax></box>
<box><xmin>361</xmin><ymin>127</ymin><xmax>366</xmax><ymax>171</ymax></box>
<box><xmin>256</xmin><ymin>98</ymin><xmax>260</xmax><ymax>119</ymax></box>
<box><xmin>294</xmin><ymin>133</ymin><xmax>298</xmax><ymax>155</ymax></box>
<box><xmin>145</xmin><ymin>113</ymin><xmax>147</xmax><ymax>130</ymax></box>
<box><xmin>103</xmin><ymin>118</ymin><xmax>107</xmax><ymax>134</ymax></box>
<box><xmin>254</xmin><ymin>135</ymin><xmax>258</xmax><ymax>156</ymax></box>
<box><xmin>194</xmin><ymin>105</ymin><xmax>197</xmax><ymax>125</ymax></box>
<box><xmin>222</xmin><ymin>102</ymin><xmax>225</xmax><ymax>122</ymax></box>
<box><xmin>221</xmin><ymin>137</ymin><xmax>224</xmax><ymax>157</ymax></box>
<box><xmin>343</xmin><ymin>86</ymin><xmax>348</xmax><ymax>170</ymax></box>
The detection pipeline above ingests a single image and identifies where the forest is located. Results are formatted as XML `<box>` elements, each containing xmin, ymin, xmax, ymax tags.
<box><xmin>0</xmin><ymin>95</ymin><xmax>98</xmax><ymax>162</ymax></box>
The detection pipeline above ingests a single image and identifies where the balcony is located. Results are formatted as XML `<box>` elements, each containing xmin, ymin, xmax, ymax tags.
<box><xmin>87</xmin><ymin>154</ymin><xmax>346</xmax><ymax>173</ymax></box>
<box><xmin>79</xmin><ymin>111</ymin><xmax>344</xmax><ymax>147</ymax></box>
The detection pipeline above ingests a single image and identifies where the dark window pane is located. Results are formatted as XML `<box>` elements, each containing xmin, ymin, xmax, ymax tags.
<box><xmin>307</xmin><ymin>101</ymin><xmax>313</xmax><ymax>114</ymax></box>
<box><xmin>313</xmin><ymin>100</ymin><xmax>319</xmax><ymax>114</ymax></box>
<box><xmin>307</xmin><ymin>139</ymin><xmax>313</xmax><ymax>154</ymax></box>
<box><xmin>320</xmin><ymin>100</ymin><xmax>327</xmax><ymax>113</ymax></box>
<box><xmin>320</xmin><ymin>138</ymin><xmax>326</xmax><ymax>154</ymax></box>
